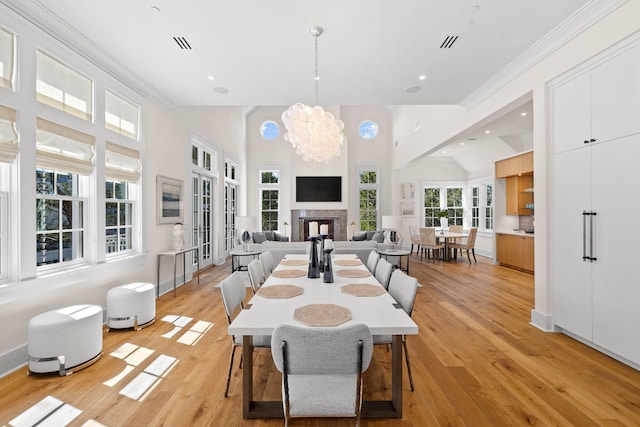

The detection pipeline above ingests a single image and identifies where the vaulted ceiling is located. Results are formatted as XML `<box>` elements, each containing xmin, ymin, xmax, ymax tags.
<box><xmin>10</xmin><ymin>0</ymin><xmax>591</xmax><ymax>107</ymax></box>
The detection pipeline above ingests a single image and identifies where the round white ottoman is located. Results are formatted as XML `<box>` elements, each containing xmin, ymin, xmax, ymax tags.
<box><xmin>28</xmin><ymin>304</ymin><xmax>103</xmax><ymax>376</ymax></box>
<box><xmin>106</xmin><ymin>282</ymin><xmax>156</xmax><ymax>331</ymax></box>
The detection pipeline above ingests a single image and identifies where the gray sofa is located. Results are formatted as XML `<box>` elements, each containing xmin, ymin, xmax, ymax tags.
<box><xmin>260</xmin><ymin>240</ymin><xmax>391</xmax><ymax>265</ymax></box>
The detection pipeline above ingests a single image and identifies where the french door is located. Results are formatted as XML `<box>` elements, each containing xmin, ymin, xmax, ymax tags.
<box><xmin>192</xmin><ymin>173</ymin><xmax>216</xmax><ymax>269</ymax></box>
<box><xmin>224</xmin><ymin>182</ymin><xmax>238</xmax><ymax>252</ymax></box>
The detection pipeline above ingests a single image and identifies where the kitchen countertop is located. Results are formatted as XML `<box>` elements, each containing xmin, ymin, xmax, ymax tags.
<box><xmin>496</xmin><ymin>230</ymin><xmax>535</xmax><ymax>237</ymax></box>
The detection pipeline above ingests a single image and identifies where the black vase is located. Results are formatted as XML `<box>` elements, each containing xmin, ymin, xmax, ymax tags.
<box><xmin>323</xmin><ymin>248</ymin><xmax>334</xmax><ymax>283</ymax></box>
<box><xmin>307</xmin><ymin>237</ymin><xmax>320</xmax><ymax>279</ymax></box>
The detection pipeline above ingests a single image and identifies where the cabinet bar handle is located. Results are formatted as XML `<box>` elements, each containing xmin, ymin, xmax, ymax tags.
<box><xmin>582</xmin><ymin>211</ymin><xmax>588</xmax><ymax>261</ymax></box>
<box><xmin>590</xmin><ymin>211</ymin><xmax>597</xmax><ymax>262</ymax></box>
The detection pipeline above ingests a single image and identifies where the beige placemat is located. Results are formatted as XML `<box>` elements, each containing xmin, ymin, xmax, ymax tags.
<box><xmin>336</xmin><ymin>269</ymin><xmax>371</xmax><ymax>278</ymax></box>
<box><xmin>257</xmin><ymin>284</ymin><xmax>304</xmax><ymax>299</ymax></box>
<box><xmin>272</xmin><ymin>269</ymin><xmax>307</xmax><ymax>279</ymax></box>
<box><xmin>280</xmin><ymin>259</ymin><xmax>308</xmax><ymax>266</ymax></box>
<box><xmin>341</xmin><ymin>283</ymin><xmax>386</xmax><ymax>297</ymax></box>
<box><xmin>294</xmin><ymin>304</ymin><xmax>352</xmax><ymax>327</ymax></box>
<box><xmin>334</xmin><ymin>259</ymin><xmax>362</xmax><ymax>266</ymax></box>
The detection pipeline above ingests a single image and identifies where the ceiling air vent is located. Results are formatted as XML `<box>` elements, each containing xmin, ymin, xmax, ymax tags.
<box><xmin>440</xmin><ymin>35</ymin><xmax>459</xmax><ymax>49</ymax></box>
<box><xmin>173</xmin><ymin>36</ymin><xmax>192</xmax><ymax>49</ymax></box>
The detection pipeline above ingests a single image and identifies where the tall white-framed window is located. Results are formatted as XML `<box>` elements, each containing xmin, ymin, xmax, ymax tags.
<box><xmin>35</xmin><ymin>119</ymin><xmax>94</xmax><ymax>270</ymax></box>
<box><xmin>259</xmin><ymin>169</ymin><xmax>279</xmax><ymax>231</ymax></box>
<box><xmin>423</xmin><ymin>183</ymin><xmax>466</xmax><ymax>227</ymax></box>
<box><xmin>423</xmin><ymin>187</ymin><xmax>440</xmax><ymax>227</ymax></box>
<box><xmin>358</xmin><ymin>168</ymin><xmax>379</xmax><ymax>231</ymax></box>
<box><xmin>224</xmin><ymin>158</ymin><xmax>240</xmax><ymax>252</ymax></box>
<box><xmin>468</xmin><ymin>179</ymin><xmax>493</xmax><ymax>232</ymax></box>
<box><xmin>105</xmin><ymin>90</ymin><xmax>140</xmax><ymax>140</ymax></box>
<box><xmin>446</xmin><ymin>187</ymin><xmax>464</xmax><ymax>226</ymax></box>
<box><xmin>485</xmin><ymin>184</ymin><xmax>494</xmax><ymax>231</ymax></box>
<box><xmin>471</xmin><ymin>186</ymin><xmax>480</xmax><ymax>228</ymax></box>
<box><xmin>105</xmin><ymin>142</ymin><xmax>140</xmax><ymax>256</ymax></box>
<box><xmin>36</xmin><ymin>50</ymin><xmax>93</xmax><ymax>121</ymax></box>
<box><xmin>0</xmin><ymin>27</ymin><xmax>15</xmax><ymax>90</ymax></box>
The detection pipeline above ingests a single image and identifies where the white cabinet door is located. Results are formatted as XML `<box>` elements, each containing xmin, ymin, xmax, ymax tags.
<box><xmin>591</xmin><ymin>134</ymin><xmax>640</xmax><ymax>364</ymax></box>
<box><xmin>552</xmin><ymin>71</ymin><xmax>591</xmax><ymax>154</ymax></box>
<box><xmin>592</xmin><ymin>43</ymin><xmax>640</xmax><ymax>143</ymax></box>
<box><xmin>552</xmin><ymin>148</ymin><xmax>593</xmax><ymax>340</ymax></box>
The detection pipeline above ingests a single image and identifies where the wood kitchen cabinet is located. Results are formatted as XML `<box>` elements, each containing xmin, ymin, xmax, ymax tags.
<box><xmin>496</xmin><ymin>233</ymin><xmax>534</xmax><ymax>273</ymax></box>
<box><xmin>495</xmin><ymin>151</ymin><xmax>533</xmax><ymax>178</ymax></box>
<box><xmin>505</xmin><ymin>174</ymin><xmax>533</xmax><ymax>215</ymax></box>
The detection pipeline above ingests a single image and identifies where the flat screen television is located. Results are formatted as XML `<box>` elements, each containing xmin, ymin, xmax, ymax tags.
<box><xmin>296</xmin><ymin>176</ymin><xmax>342</xmax><ymax>202</ymax></box>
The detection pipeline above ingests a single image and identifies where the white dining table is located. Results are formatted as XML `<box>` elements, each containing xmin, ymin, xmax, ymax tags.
<box><xmin>227</xmin><ymin>253</ymin><xmax>419</xmax><ymax>419</ymax></box>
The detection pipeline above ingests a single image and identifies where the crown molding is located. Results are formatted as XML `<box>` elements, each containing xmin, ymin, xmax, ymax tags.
<box><xmin>460</xmin><ymin>0</ymin><xmax>628</xmax><ymax>109</ymax></box>
<box><xmin>1</xmin><ymin>0</ymin><xmax>175</xmax><ymax>108</ymax></box>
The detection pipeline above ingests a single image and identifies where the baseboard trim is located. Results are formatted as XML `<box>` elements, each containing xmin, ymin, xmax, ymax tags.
<box><xmin>0</xmin><ymin>345</ymin><xmax>28</xmax><ymax>379</ymax></box>
<box><xmin>530</xmin><ymin>309</ymin><xmax>559</xmax><ymax>332</ymax></box>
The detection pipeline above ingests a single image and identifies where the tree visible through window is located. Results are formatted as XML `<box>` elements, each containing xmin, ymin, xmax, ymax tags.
<box><xmin>423</xmin><ymin>188</ymin><xmax>440</xmax><ymax>227</ymax></box>
<box><xmin>358</xmin><ymin>170</ymin><xmax>378</xmax><ymax>231</ymax></box>
<box><xmin>446</xmin><ymin>187</ymin><xmax>463</xmax><ymax>226</ymax></box>
<box><xmin>36</xmin><ymin>168</ymin><xmax>84</xmax><ymax>266</ymax></box>
<box><xmin>260</xmin><ymin>170</ymin><xmax>279</xmax><ymax>231</ymax></box>
<box><xmin>106</xmin><ymin>180</ymin><xmax>132</xmax><ymax>254</ymax></box>
<box><xmin>485</xmin><ymin>184</ymin><xmax>494</xmax><ymax>230</ymax></box>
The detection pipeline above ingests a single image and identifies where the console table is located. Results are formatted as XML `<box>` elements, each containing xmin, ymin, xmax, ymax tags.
<box><xmin>157</xmin><ymin>247</ymin><xmax>200</xmax><ymax>297</ymax></box>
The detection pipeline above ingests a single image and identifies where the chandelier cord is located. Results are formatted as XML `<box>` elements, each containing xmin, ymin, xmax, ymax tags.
<box><xmin>314</xmin><ymin>33</ymin><xmax>319</xmax><ymax>105</ymax></box>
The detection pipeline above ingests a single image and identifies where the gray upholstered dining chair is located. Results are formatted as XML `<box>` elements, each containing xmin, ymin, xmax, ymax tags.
<box><xmin>373</xmin><ymin>269</ymin><xmax>418</xmax><ymax>391</ymax></box>
<box><xmin>450</xmin><ymin>227</ymin><xmax>478</xmax><ymax>264</ymax></box>
<box><xmin>259</xmin><ymin>250</ymin><xmax>274</xmax><ymax>278</ymax></box>
<box><xmin>419</xmin><ymin>227</ymin><xmax>444</xmax><ymax>262</ymax></box>
<box><xmin>271</xmin><ymin>324</ymin><xmax>373</xmax><ymax>427</ymax></box>
<box><xmin>366</xmin><ymin>250</ymin><xmax>380</xmax><ymax>273</ymax></box>
<box><xmin>247</xmin><ymin>258</ymin><xmax>265</xmax><ymax>294</ymax></box>
<box><xmin>219</xmin><ymin>272</ymin><xmax>271</xmax><ymax>397</ymax></box>
<box><xmin>374</xmin><ymin>257</ymin><xmax>393</xmax><ymax>290</ymax></box>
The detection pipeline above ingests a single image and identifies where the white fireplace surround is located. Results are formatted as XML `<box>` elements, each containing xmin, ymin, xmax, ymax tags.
<box><xmin>291</xmin><ymin>210</ymin><xmax>348</xmax><ymax>241</ymax></box>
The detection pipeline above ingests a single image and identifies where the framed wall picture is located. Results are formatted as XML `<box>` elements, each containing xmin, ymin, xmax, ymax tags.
<box><xmin>401</xmin><ymin>182</ymin><xmax>415</xmax><ymax>200</ymax></box>
<box><xmin>401</xmin><ymin>200</ymin><xmax>415</xmax><ymax>218</ymax></box>
<box><xmin>157</xmin><ymin>175</ymin><xmax>183</xmax><ymax>224</ymax></box>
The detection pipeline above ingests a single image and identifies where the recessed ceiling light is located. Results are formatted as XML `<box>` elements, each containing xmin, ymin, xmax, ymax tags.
<box><xmin>208</xmin><ymin>75</ymin><xmax>214</xmax><ymax>81</ymax></box>
<box><xmin>521</xmin><ymin>112</ymin><xmax>527</xmax><ymax>116</ymax></box>
<box><xmin>485</xmin><ymin>130</ymin><xmax>491</xmax><ymax>134</ymax></box>
<box><xmin>442</xmin><ymin>150</ymin><xmax>448</xmax><ymax>155</ymax></box>
<box><xmin>460</xmin><ymin>142</ymin><xmax>465</xmax><ymax>146</ymax></box>
<box><xmin>406</xmin><ymin>86</ymin><xmax>421</xmax><ymax>93</ymax></box>
<box><xmin>418</xmin><ymin>75</ymin><xmax>426</xmax><ymax>81</ymax></box>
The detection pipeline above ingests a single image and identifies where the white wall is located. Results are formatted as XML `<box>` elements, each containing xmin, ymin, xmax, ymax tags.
<box><xmin>0</xmin><ymin>4</ymin><xmax>247</xmax><ymax>374</ymax></box>
<box><xmin>245</xmin><ymin>106</ymin><xmax>393</xmax><ymax>236</ymax></box>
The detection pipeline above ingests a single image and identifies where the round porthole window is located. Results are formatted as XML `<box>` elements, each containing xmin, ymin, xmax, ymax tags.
<box><xmin>260</xmin><ymin>121</ymin><xmax>280</xmax><ymax>140</ymax></box>
<box><xmin>359</xmin><ymin>120</ymin><xmax>379</xmax><ymax>140</ymax></box>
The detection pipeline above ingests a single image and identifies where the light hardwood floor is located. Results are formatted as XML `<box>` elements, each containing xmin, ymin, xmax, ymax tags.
<box><xmin>1</xmin><ymin>254</ymin><xmax>639</xmax><ymax>426</ymax></box>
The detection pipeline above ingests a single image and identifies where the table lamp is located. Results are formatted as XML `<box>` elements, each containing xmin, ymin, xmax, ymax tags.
<box><xmin>381</xmin><ymin>215</ymin><xmax>403</xmax><ymax>249</ymax></box>
<box><xmin>236</xmin><ymin>216</ymin><xmax>257</xmax><ymax>251</ymax></box>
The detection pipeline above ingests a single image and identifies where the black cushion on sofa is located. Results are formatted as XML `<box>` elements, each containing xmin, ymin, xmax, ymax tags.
<box><xmin>264</xmin><ymin>231</ymin><xmax>275</xmax><ymax>241</ymax></box>
<box><xmin>352</xmin><ymin>232</ymin><xmax>367</xmax><ymax>241</ymax></box>
<box><xmin>252</xmin><ymin>232</ymin><xmax>266</xmax><ymax>243</ymax></box>
<box><xmin>371</xmin><ymin>231</ymin><xmax>385</xmax><ymax>243</ymax></box>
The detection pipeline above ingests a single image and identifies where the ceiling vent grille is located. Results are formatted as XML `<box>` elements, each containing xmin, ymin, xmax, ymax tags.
<box><xmin>173</xmin><ymin>36</ymin><xmax>192</xmax><ymax>49</ymax></box>
<box><xmin>440</xmin><ymin>35</ymin><xmax>459</xmax><ymax>49</ymax></box>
